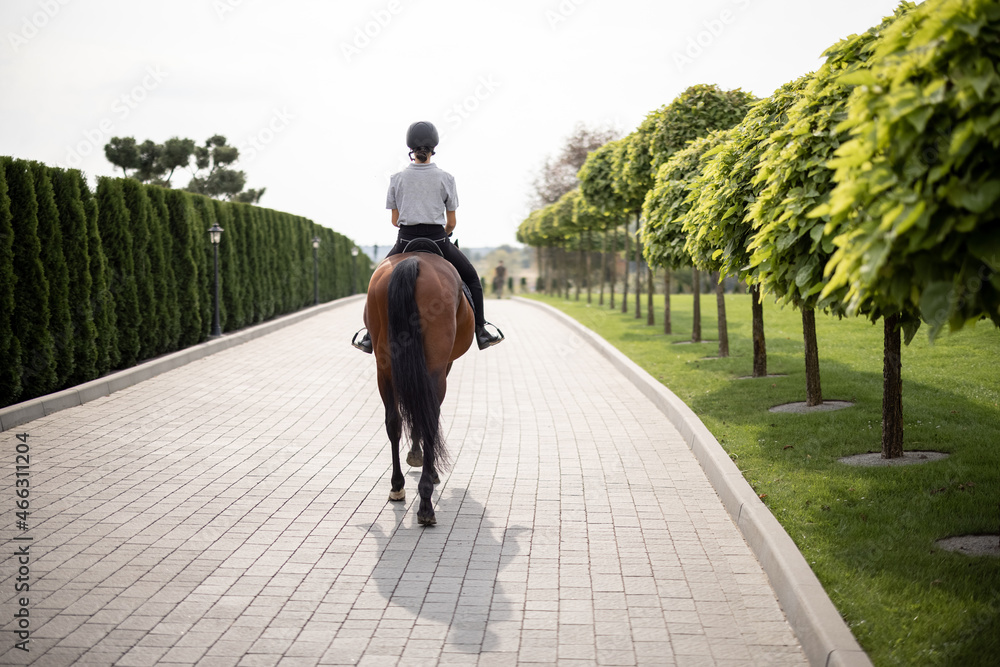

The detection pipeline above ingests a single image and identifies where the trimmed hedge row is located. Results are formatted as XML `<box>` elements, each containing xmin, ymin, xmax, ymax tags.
<box><xmin>1</xmin><ymin>156</ymin><xmax>370</xmax><ymax>408</ymax></box>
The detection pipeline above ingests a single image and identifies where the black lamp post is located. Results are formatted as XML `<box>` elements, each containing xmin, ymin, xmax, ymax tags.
<box><xmin>351</xmin><ymin>246</ymin><xmax>359</xmax><ymax>295</ymax></box>
<box><xmin>312</xmin><ymin>236</ymin><xmax>320</xmax><ymax>305</ymax></box>
<box><xmin>208</xmin><ymin>223</ymin><xmax>224</xmax><ymax>337</ymax></box>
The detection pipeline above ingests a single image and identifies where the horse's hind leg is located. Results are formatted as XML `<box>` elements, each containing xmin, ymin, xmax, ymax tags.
<box><xmin>417</xmin><ymin>464</ymin><xmax>437</xmax><ymax>525</ymax></box>
<box><xmin>380</xmin><ymin>378</ymin><xmax>405</xmax><ymax>502</ymax></box>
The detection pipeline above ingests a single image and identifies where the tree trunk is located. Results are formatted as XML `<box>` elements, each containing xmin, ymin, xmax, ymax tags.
<box><xmin>609</xmin><ymin>228</ymin><xmax>616</xmax><ymax>309</ymax></box>
<box><xmin>663</xmin><ymin>269</ymin><xmax>672</xmax><ymax>334</ymax></box>
<box><xmin>692</xmin><ymin>267</ymin><xmax>701</xmax><ymax>343</ymax></box>
<box><xmin>599</xmin><ymin>231</ymin><xmax>606</xmax><ymax>306</ymax></box>
<box><xmin>647</xmin><ymin>265</ymin><xmax>654</xmax><ymax>326</ymax></box>
<box><xmin>576</xmin><ymin>244</ymin><xmax>583</xmax><ymax>301</ymax></box>
<box><xmin>562</xmin><ymin>245</ymin><xmax>571</xmax><ymax>299</ymax></box>
<box><xmin>536</xmin><ymin>246</ymin><xmax>543</xmax><ymax>294</ymax></box>
<box><xmin>715</xmin><ymin>272</ymin><xmax>729</xmax><ymax>357</ymax></box>
<box><xmin>882</xmin><ymin>313</ymin><xmax>904</xmax><ymax>459</ymax></box>
<box><xmin>802</xmin><ymin>307</ymin><xmax>823</xmax><ymax>407</ymax></box>
<box><xmin>634</xmin><ymin>223</ymin><xmax>642</xmax><ymax>320</ymax></box>
<box><xmin>751</xmin><ymin>284</ymin><xmax>767</xmax><ymax>377</ymax></box>
<box><xmin>586</xmin><ymin>231</ymin><xmax>592</xmax><ymax>304</ymax></box>
<box><xmin>622</xmin><ymin>223</ymin><xmax>630</xmax><ymax>314</ymax></box>
<box><xmin>565</xmin><ymin>244</ymin><xmax>571</xmax><ymax>299</ymax></box>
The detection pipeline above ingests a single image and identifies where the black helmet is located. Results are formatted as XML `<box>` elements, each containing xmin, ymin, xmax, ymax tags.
<box><xmin>406</xmin><ymin>121</ymin><xmax>439</xmax><ymax>150</ymax></box>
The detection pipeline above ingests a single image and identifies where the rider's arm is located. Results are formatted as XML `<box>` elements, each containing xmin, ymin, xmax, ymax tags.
<box><xmin>391</xmin><ymin>209</ymin><xmax>399</xmax><ymax>227</ymax></box>
<box><xmin>445</xmin><ymin>210</ymin><xmax>456</xmax><ymax>235</ymax></box>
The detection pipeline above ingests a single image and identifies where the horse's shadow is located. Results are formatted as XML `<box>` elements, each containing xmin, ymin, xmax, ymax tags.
<box><xmin>359</xmin><ymin>487</ymin><xmax>528</xmax><ymax>654</ymax></box>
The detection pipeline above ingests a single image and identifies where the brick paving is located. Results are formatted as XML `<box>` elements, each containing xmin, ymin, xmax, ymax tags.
<box><xmin>1</xmin><ymin>299</ymin><xmax>806</xmax><ymax>666</ymax></box>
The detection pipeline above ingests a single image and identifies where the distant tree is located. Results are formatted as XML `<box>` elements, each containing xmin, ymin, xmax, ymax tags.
<box><xmin>160</xmin><ymin>137</ymin><xmax>196</xmax><ymax>186</ymax></box>
<box><xmin>186</xmin><ymin>134</ymin><xmax>247</xmax><ymax>200</ymax></box>
<box><xmin>104</xmin><ymin>134</ymin><xmax>263</xmax><ymax>201</ymax></box>
<box><xmin>531</xmin><ymin>122</ymin><xmax>619</xmax><ymax>208</ymax></box>
<box><xmin>579</xmin><ymin>140</ymin><xmax>630</xmax><ymax>309</ymax></box>
<box><xmin>104</xmin><ymin>137</ymin><xmax>141</xmax><ymax>178</ymax></box>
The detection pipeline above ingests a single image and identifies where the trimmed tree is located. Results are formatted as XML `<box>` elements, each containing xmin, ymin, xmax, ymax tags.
<box><xmin>6</xmin><ymin>158</ymin><xmax>56</xmax><ymax>399</ymax></box>
<box><xmin>579</xmin><ymin>139</ymin><xmax>631</xmax><ymax>309</ymax></box>
<box><xmin>31</xmin><ymin>162</ymin><xmax>74</xmax><ymax>387</ymax></box>
<box><xmin>643</xmin><ymin>84</ymin><xmax>757</xmax><ymax>336</ymax></box>
<box><xmin>0</xmin><ymin>159</ymin><xmax>21</xmax><ymax>405</ymax></box>
<box><xmin>746</xmin><ymin>9</ymin><xmax>909</xmax><ymax>407</ymax></box>
<box><xmin>818</xmin><ymin>0</ymin><xmax>999</xmax><ymax>457</ymax></box>
<box><xmin>78</xmin><ymin>171</ymin><xmax>117</xmax><ymax>376</ymax></box>
<box><xmin>146</xmin><ymin>185</ymin><xmax>181</xmax><ymax>354</ymax></box>
<box><xmin>686</xmin><ymin>77</ymin><xmax>811</xmax><ymax>376</ymax></box>
<box><xmin>643</xmin><ymin>132</ymin><xmax>731</xmax><ymax>351</ymax></box>
<box><xmin>50</xmin><ymin>168</ymin><xmax>98</xmax><ymax>385</ymax></box>
<box><xmin>96</xmin><ymin>176</ymin><xmax>140</xmax><ymax>368</ymax></box>
<box><xmin>164</xmin><ymin>189</ymin><xmax>202</xmax><ymax>346</ymax></box>
<box><xmin>120</xmin><ymin>178</ymin><xmax>158</xmax><ymax>359</ymax></box>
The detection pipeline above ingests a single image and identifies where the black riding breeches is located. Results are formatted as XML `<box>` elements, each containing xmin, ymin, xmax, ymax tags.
<box><xmin>387</xmin><ymin>224</ymin><xmax>486</xmax><ymax>327</ymax></box>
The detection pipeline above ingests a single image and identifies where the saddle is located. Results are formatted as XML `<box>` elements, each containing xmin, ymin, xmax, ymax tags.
<box><xmin>401</xmin><ymin>238</ymin><xmax>474</xmax><ymax>310</ymax></box>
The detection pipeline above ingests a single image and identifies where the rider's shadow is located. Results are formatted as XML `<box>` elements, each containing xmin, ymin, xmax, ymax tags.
<box><xmin>360</xmin><ymin>488</ymin><xmax>528</xmax><ymax>654</ymax></box>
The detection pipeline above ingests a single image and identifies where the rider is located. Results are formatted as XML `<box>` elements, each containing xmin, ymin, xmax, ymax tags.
<box><xmin>354</xmin><ymin>121</ymin><xmax>504</xmax><ymax>353</ymax></box>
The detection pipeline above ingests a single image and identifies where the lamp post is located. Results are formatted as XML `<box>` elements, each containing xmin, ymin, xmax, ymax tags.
<box><xmin>208</xmin><ymin>223</ymin><xmax>224</xmax><ymax>337</ymax></box>
<box><xmin>351</xmin><ymin>245</ymin><xmax>359</xmax><ymax>295</ymax></box>
<box><xmin>312</xmin><ymin>236</ymin><xmax>320</xmax><ymax>305</ymax></box>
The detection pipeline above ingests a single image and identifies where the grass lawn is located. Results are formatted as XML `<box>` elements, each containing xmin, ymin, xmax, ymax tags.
<box><xmin>524</xmin><ymin>290</ymin><xmax>1000</xmax><ymax>666</ymax></box>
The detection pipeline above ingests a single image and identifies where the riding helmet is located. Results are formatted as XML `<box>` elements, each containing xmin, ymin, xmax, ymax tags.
<box><xmin>406</xmin><ymin>121</ymin><xmax>439</xmax><ymax>150</ymax></box>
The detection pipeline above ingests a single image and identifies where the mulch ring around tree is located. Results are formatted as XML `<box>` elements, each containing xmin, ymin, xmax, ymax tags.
<box><xmin>936</xmin><ymin>535</ymin><xmax>1000</xmax><ymax>557</ymax></box>
<box><xmin>768</xmin><ymin>400</ymin><xmax>854</xmax><ymax>413</ymax></box>
<box><xmin>838</xmin><ymin>450</ymin><xmax>950</xmax><ymax>467</ymax></box>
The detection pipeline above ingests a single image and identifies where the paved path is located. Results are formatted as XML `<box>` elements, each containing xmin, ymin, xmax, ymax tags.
<box><xmin>1</xmin><ymin>299</ymin><xmax>806</xmax><ymax>666</ymax></box>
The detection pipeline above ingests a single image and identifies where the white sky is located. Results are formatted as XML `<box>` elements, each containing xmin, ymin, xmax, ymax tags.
<box><xmin>1</xmin><ymin>0</ymin><xmax>908</xmax><ymax>249</ymax></box>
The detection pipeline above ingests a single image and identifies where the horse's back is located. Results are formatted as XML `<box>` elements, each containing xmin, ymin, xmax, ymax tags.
<box><xmin>365</xmin><ymin>252</ymin><xmax>475</xmax><ymax>368</ymax></box>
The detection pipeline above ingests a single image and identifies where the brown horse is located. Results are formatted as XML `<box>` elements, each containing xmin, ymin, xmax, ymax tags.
<box><xmin>363</xmin><ymin>247</ymin><xmax>475</xmax><ymax>525</ymax></box>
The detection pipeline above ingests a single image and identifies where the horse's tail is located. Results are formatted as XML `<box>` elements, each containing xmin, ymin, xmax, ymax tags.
<box><xmin>387</xmin><ymin>256</ymin><xmax>449</xmax><ymax>471</ymax></box>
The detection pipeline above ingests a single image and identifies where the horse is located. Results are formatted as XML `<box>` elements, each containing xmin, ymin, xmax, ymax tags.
<box><xmin>362</xmin><ymin>243</ymin><xmax>475</xmax><ymax>526</ymax></box>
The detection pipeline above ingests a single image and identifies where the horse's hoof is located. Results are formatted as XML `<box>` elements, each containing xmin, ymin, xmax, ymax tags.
<box><xmin>417</xmin><ymin>512</ymin><xmax>436</xmax><ymax>526</ymax></box>
<box><xmin>406</xmin><ymin>451</ymin><xmax>422</xmax><ymax>467</ymax></box>
<box><xmin>388</xmin><ymin>489</ymin><xmax>405</xmax><ymax>502</ymax></box>
<box><xmin>432</xmin><ymin>472</ymin><xmax>440</xmax><ymax>485</ymax></box>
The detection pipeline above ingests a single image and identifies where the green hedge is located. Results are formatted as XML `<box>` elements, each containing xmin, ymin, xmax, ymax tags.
<box><xmin>0</xmin><ymin>156</ymin><xmax>370</xmax><ymax>408</ymax></box>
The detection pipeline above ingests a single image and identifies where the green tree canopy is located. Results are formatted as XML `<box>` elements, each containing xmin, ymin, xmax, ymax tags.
<box><xmin>746</xmin><ymin>6</ymin><xmax>913</xmax><ymax>313</ymax></box>
<box><xmin>685</xmin><ymin>78</ymin><xmax>809</xmax><ymax>281</ymax></box>
<box><xmin>578</xmin><ymin>139</ymin><xmax>629</xmax><ymax>215</ymax></box>
<box><xmin>642</xmin><ymin>133</ymin><xmax>728</xmax><ymax>271</ymax></box>
<box><xmin>819</xmin><ymin>0</ymin><xmax>1000</xmax><ymax>337</ymax></box>
<box><xmin>648</xmin><ymin>83</ymin><xmax>756</xmax><ymax>170</ymax></box>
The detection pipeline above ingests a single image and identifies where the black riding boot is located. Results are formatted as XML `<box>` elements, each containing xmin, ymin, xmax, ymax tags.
<box><xmin>467</xmin><ymin>280</ymin><xmax>503</xmax><ymax>350</ymax></box>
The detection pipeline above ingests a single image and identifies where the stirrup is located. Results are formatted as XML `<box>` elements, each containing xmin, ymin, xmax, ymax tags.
<box><xmin>476</xmin><ymin>322</ymin><xmax>504</xmax><ymax>350</ymax></box>
<box><xmin>352</xmin><ymin>328</ymin><xmax>372</xmax><ymax>354</ymax></box>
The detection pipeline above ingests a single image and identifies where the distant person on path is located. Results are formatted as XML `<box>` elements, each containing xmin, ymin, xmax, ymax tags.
<box><xmin>492</xmin><ymin>261</ymin><xmax>507</xmax><ymax>298</ymax></box>
<box><xmin>353</xmin><ymin>121</ymin><xmax>503</xmax><ymax>353</ymax></box>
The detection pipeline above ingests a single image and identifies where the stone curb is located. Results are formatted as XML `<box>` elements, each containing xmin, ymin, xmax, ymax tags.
<box><xmin>517</xmin><ymin>298</ymin><xmax>872</xmax><ymax>667</ymax></box>
<box><xmin>0</xmin><ymin>295</ymin><xmax>366</xmax><ymax>433</ymax></box>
